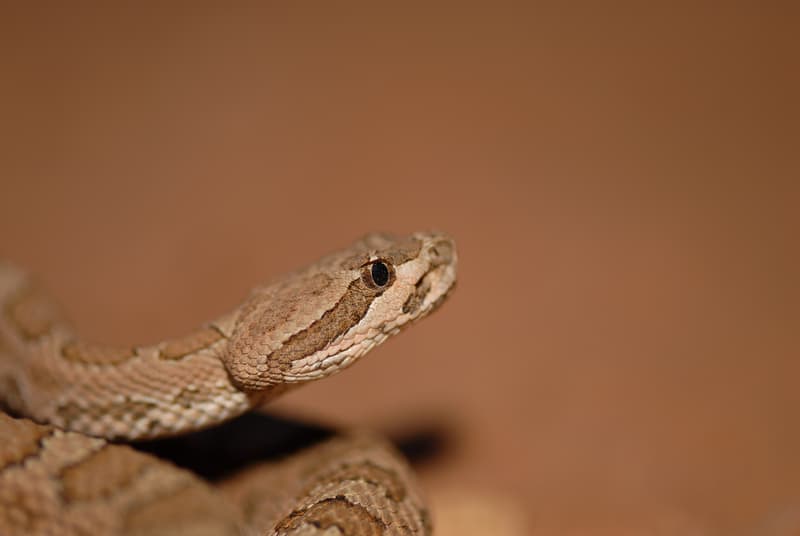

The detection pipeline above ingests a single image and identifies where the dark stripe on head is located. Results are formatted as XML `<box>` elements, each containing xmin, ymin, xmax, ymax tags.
<box><xmin>273</xmin><ymin>278</ymin><xmax>380</xmax><ymax>371</ymax></box>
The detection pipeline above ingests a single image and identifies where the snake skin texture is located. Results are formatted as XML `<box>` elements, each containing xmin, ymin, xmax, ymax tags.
<box><xmin>0</xmin><ymin>232</ymin><xmax>457</xmax><ymax>535</ymax></box>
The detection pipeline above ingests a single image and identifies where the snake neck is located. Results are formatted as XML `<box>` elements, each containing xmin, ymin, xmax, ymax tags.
<box><xmin>0</xmin><ymin>263</ymin><xmax>261</xmax><ymax>440</ymax></box>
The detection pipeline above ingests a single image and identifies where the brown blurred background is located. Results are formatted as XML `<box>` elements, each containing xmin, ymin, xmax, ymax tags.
<box><xmin>1</xmin><ymin>4</ymin><xmax>798</xmax><ymax>534</ymax></box>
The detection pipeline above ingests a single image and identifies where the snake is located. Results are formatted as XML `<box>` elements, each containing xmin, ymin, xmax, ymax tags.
<box><xmin>0</xmin><ymin>231</ymin><xmax>457</xmax><ymax>535</ymax></box>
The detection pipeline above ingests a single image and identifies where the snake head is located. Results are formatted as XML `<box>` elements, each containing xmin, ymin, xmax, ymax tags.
<box><xmin>222</xmin><ymin>232</ymin><xmax>457</xmax><ymax>392</ymax></box>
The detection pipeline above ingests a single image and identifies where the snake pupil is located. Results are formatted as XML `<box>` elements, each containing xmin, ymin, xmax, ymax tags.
<box><xmin>371</xmin><ymin>261</ymin><xmax>390</xmax><ymax>286</ymax></box>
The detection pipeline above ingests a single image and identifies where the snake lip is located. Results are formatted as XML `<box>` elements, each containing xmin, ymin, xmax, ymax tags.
<box><xmin>427</xmin><ymin>278</ymin><xmax>456</xmax><ymax>315</ymax></box>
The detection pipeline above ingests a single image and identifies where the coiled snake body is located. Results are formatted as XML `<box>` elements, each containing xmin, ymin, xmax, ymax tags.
<box><xmin>0</xmin><ymin>232</ymin><xmax>457</xmax><ymax>535</ymax></box>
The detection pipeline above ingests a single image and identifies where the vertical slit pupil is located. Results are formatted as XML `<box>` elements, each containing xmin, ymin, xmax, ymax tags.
<box><xmin>371</xmin><ymin>261</ymin><xmax>390</xmax><ymax>286</ymax></box>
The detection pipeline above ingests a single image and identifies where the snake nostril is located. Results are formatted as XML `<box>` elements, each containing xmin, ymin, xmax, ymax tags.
<box><xmin>428</xmin><ymin>240</ymin><xmax>454</xmax><ymax>266</ymax></box>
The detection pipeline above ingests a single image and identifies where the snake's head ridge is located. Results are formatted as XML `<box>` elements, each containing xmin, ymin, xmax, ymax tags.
<box><xmin>222</xmin><ymin>232</ymin><xmax>457</xmax><ymax>392</ymax></box>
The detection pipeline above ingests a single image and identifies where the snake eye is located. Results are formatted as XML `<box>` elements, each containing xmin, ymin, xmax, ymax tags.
<box><xmin>362</xmin><ymin>259</ymin><xmax>394</xmax><ymax>289</ymax></box>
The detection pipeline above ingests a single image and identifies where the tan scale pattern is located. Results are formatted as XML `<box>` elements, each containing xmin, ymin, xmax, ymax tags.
<box><xmin>62</xmin><ymin>342</ymin><xmax>136</xmax><ymax>366</ymax></box>
<box><xmin>0</xmin><ymin>233</ymin><xmax>457</xmax><ymax>534</ymax></box>
<box><xmin>277</xmin><ymin>498</ymin><xmax>387</xmax><ymax>535</ymax></box>
<box><xmin>160</xmin><ymin>327</ymin><xmax>225</xmax><ymax>360</ymax></box>
<box><xmin>61</xmin><ymin>444</ymin><xmax>151</xmax><ymax>502</ymax></box>
<box><xmin>220</xmin><ymin>432</ymin><xmax>431</xmax><ymax>536</ymax></box>
<box><xmin>0</xmin><ymin>415</ymin><xmax>54</xmax><ymax>470</ymax></box>
<box><xmin>0</xmin><ymin>413</ymin><xmax>242</xmax><ymax>536</ymax></box>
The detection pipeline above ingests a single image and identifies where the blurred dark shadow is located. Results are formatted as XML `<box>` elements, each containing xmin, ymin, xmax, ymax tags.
<box><xmin>134</xmin><ymin>411</ymin><xmax>453</xmax><ymax>481</ymax></box>
<box><xmin>133</xmin><ymin>412</ymin><xmax>333</xmax><ymax>480</ymax></box>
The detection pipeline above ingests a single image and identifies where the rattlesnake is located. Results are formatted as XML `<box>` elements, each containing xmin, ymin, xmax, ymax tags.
<box><xmin>0</xmin><ymin>232</ymin><xmax>457</xmax><ymax>535</ymax></box>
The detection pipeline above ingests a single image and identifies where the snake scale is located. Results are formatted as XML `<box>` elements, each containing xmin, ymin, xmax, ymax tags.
<box><xmin>0</xmin><ymin>232</ymin><xmax>457</xmax><ymax>535</ymax></box>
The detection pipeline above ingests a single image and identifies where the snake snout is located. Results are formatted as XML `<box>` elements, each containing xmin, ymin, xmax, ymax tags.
<box><xmin>426</xmin><ymin>239</ymin><xmax>455</xmax><ymax>268</ymax></box>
